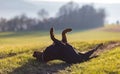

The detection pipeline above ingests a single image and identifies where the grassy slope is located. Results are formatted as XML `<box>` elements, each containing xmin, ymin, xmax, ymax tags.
<box><xmin>0</xmin><ymin>28</ymin><xmax>120</xmax><ymax>74</ymax></box>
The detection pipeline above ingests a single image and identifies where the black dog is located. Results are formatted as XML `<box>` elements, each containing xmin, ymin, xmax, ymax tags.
<box><xmin>33</xmin><ymin>28</ymin><xmax>103</xmax><ymax>64</ymax></box>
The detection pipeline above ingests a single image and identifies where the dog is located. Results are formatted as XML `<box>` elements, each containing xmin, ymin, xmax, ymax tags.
<box><xmin>33</xmin><ymin>28</ymin><xmax>103</xmax><ymax>64</ymax></box>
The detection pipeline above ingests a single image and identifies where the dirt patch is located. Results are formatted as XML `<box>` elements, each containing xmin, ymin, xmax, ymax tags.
<box><xmin>94</xmin><ymin>41</ymin><xmax>120</xmax><ymax>55</ymax></box>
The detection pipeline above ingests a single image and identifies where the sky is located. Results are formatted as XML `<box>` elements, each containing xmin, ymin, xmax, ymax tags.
<box><xmin>27</xmin><ymin>0</ymin><xmax>120</xmax><ymax>3</ymax></box>
<box><xmin>0</xmin><ymin>0</ymin><xmax>120</xmax><ymax>24</ymax></box>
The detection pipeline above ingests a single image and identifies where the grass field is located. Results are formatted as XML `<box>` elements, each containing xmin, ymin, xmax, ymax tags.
<box><xmin>0</xmin><ymin>27</ymin><xmax>120</xmax><ymax>74</ymax></box>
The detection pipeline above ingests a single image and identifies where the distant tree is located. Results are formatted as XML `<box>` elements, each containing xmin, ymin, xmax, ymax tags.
<box><xmin>38</xmin><ymin>9</ymin><xmax>49</xmax><ymax>21</ymax></box>
<box><xmin>55</xmin><ymin>1</ymin><xmax>79</xmax><ymax>29</ymax></box>
<box><xmin>2</xmin><ymin>14</ymin><xmax>38</xmax><ymax>31</ymax></box>
<box><xmin>116</xmin><ymin>20</ymin><xmax>119</xmax><ymax>25</ymax></box>
<box><xmin>57</xmin><ymin>1</ymin><xmax>79</xmax><ymax>17</ymax></box>
<box><xmin>0</xmin><ymin>2</ymin><xmax>106</xmax><ymax>32</ymax></box>
<box><xmin>55</xmin><ymin>2</ymin><xmax>106</xmax><ymax>30</ymax></box>
<box><xmin>97</xmin><ymin>8</ymin><xmax>106</xmax><ymax>27</ymax></box>
<box><xmin>0</xmin><ymin>18</ymin><xmax>7</xmax><ymax>31</ymax></box>
<box><xmin>6</xmin><ymin>14</ymin><xmax>29</xmax><ymax>31</ymax></box>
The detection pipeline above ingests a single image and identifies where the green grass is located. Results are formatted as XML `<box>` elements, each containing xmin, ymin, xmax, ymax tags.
<box><xmin>59</xmin><ymin>47</ymin><xmax>120</xmax><ymax>74</ymax></box>
<box><xmin>0</xmin><ymin>28</ymin><xmax>120</xmax><ymax>74</ymax></box>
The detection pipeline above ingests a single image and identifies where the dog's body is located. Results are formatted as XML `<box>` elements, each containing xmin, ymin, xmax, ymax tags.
<box><xmin>33</xmin><ymin>28</ymin><xmax>102</xmax><ymax>64</ymax></box>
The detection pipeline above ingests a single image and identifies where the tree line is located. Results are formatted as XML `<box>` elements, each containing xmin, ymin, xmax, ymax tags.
<box><xmin>0</xmin><ymin>2</ymin><xmax>106</xmax><ymax>31</ymax></box>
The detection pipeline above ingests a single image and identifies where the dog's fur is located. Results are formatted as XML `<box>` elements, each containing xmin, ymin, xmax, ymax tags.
<box><xmin>33</xmin><ymin>28</ymin><xmax>103</xmax><ymax>64</ymax></box>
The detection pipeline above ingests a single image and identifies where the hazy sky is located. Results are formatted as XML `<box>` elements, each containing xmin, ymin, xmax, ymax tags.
<box><xmin>0</xmin><ymin>0</ymin><xmax>120</xmax><ymax>24</ymax></box>
<box><xmin>28</xmin><ymin>0</ymin><xmax>120</xmax><ymax>3</ymax></box>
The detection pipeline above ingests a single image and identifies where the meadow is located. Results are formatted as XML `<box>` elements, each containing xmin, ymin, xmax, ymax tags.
<box><xmin>0</xmin><ymin>27</ymin><xmax>120</xmax><ymax>74</ymax></box>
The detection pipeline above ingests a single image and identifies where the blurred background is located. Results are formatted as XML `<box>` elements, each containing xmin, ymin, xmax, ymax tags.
<box><xmin>0</xmin><ymin>0</ymin><xmax>120</xmax><ymax>31</ymax></box>
<box><xmin>1</xmin><ymin>1</ymin><xmax>120</xmax><ymax>74</ymax></box>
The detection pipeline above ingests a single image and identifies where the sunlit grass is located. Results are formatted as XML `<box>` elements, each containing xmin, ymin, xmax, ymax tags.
<box><xmin>59</xmin><ymin>47</ymin><xmax>120</xmax><ymax>74</ymax></box>
<box><xmin>0</xmin><ymin>29</ymin><xmax>120</xmax><ymax>74</ymax></box>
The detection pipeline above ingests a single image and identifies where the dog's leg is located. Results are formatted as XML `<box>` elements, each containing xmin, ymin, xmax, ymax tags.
<box><xmin>82</xmin><ymin>43</ymin><xmax>103</xmax><ymax>61</ymax></box>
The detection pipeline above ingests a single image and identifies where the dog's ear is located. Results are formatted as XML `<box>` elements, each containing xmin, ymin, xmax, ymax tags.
<box><xmin>33</xmin><ymin>51</ymin><xmax>42</xmax><ymax>58</ymax></box>
<box><xmin>33</xmin><ymin>51</ymin><xmax>44</xmax><ymax>62</ymax></box>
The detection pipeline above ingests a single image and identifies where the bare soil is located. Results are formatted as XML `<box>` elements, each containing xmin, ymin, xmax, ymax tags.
<box><xmin>94</xmin><ymin>41</ymin><xmax>120</xmax><ymax>55</ymax></box>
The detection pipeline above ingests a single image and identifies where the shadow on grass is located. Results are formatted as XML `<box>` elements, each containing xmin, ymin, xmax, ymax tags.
<box><xmin>9</xmin><ymin>59</ymin><xmax>70</xmax><ymax>74</ymax></box>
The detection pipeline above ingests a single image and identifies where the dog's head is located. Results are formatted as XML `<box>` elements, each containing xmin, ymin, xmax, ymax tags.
<box><xmin>33</xmin><ymin>51</ymin><xmax>43</xmax><ymax>62</ymax></box>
